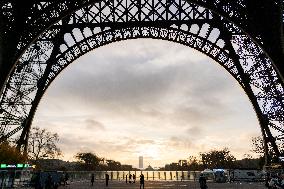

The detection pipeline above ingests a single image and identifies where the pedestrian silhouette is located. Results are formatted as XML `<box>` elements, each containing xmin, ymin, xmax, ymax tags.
<box><xmin>199</xmin><ymin>173</ymin><xmax>207</xmax><ymax>189</ymax></box>
<box><xmin>45</xmin><ymin>174</ymin><xmax>53</xmax><ymax>189</ymax></box>
<box><xmin>181</xmin><ymin>173</ymin><xmax>184</xmax><ymax>181</ymax></box>
<box><xmin>140</xmin><ymin>174</ymin><xmax>144</xmax><ymax>189</ymax></box>
<box><xmin>105</xmin><ymin>173</ymin><xmax>109</xmax><ymax>187</ymax></box>
<box><xmin>34</xmin><ymin>171</ymin><xmax>42</xmax><ymax>189</ymax></box>
<box><xmin>91</xmin><ymin>173</ymin><xmax>95</xmax><ymax>186</ymax></box>
<box><xmin>133</xmin><ymin>174</ymin><xmax>136</xmax><ymax>183</ymax></box>
<box><xmin>126</xmin><ymin>174</ymin><xmax>128</xmax><ymax>183</ymax></box>
<box><xmin>64</xmin><ymin>172</ymin><xmax>69</xmax><ymax>185</ymax></box>
<box><xmin>129</xmin><ymin>174</ymin><xmax>132</xmax><ymax>183</ymax></box>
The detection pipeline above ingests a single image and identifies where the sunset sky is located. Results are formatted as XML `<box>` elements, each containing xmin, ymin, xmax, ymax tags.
<box><xmin>33</xmin><ymin>39</ymin><xmax>261</xmax><ymax>168</ymax></box>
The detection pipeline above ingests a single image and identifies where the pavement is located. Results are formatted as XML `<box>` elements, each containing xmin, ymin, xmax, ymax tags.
<box><xmin>58</xmin><ymin>180</ymin><xmax>267</xmax><ymax>189</ymax></box>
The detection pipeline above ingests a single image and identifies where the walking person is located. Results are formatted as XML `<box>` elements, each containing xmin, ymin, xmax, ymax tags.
<box><xmin>91</xmin><ymin>173</ymin><xmax>95</xmax><ymax>186</ymax></box>
<box><xmin>265</xmin><ymin>172</ymin><xmax>270</xmax><ymax>188</ymax></box>
<box><xmin>129</xmin><ymin>174</ymin><xmax>132</xmax><ymax>183</ymax></box>
<box><xmin>133</xmin><ymin>174</ymin><xmax>136</xmax><ymax>183</ymax></box>
<box><xmin>126</xmin><ymin>174</ymin><xmax>128</xmax><ymax>184</ymax></box>
<box><xmin>105</xmin><ymin>173</ymin><xmax>109</xmax><ymax>187</ymax></box>
<box><xmin>34</xmin><ymin>171</ymin><xmax>42</xmax><ymax>189</ymax></box>
<box><xmin>64</xmin><ymin>172</ymin><xmax>69</xmax><ymax>186</ymax></box>
<box><xmin>199</xmin><ymin>173</ymin><xmax>207</xmax><ymax>189</ymax></box>
<box><xmin>181</xmin><ymin>173</ymin><xmax>184</xmax><ymax>182</ymax></box>
<box><xmin>140</xmin><ymin>174</ymin><xmax>144</xmax><ymax>189</ymax></box>
<box><xmin>45</xmin><ymin>174</ymin><xmax>53</xmax><ymax>189</ymax></box>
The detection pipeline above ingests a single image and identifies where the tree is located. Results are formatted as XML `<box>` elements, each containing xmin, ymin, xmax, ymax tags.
<box><xmin>199</xmin><ymin>148</ymin><xmax>236</xmax><ymax>169</ymax></box>
<box><xmin>106</xmin><ymin>160</ymin><xmax>121</xmax><ymax>170</ymax></box>
<box><xmin>28</xmin><ymin>127</ymin><xmax>61</xmax><ymax>164</ymax></box>
<box><xmin>75</xmin><ymin>152</ymin><xmax>102</xmax><ymax>170</ymax></box>
<box><xmin>235</xmin><ymin>154</ymin><xmax>261</xmax><ymax>169</ymax></box>
<box><xmin>0</xmin><ymin>142</ymin><xmax>27</xmax><ymax>163</ymax></box>
<box><xmin>188</xmin><ymin>156</ymin><xmax>202</xmax><ymax>171</ymax></box>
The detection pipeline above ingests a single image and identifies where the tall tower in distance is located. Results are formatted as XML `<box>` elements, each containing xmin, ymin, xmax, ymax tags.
<box><xmin>139</xmin><ymin>156</ymin><xmax>143</xmax><ymax>169</ymax></box>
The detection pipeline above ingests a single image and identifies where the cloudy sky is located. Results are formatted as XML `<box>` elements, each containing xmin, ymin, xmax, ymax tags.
<box><xmin>33</xmin><ymin>39</ymin><xmax>261</xmax><ymax>168</ymax></box>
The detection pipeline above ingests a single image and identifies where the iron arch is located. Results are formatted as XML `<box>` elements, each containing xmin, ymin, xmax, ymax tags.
<box><xmin>1</xmin><ymin>0</ymin><xmax>283</xmax><ymax>93</ymax></box>
<box><xmin>0</xmin><ymin>0</ymin><xmax>284</xmax><ymax>165</ymax></box>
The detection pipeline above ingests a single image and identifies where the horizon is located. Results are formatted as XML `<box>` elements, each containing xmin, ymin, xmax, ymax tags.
<box><xmin>35</xmin><ymin>152</ymin><xmax>260</xmax><ymax>169</ymax></box>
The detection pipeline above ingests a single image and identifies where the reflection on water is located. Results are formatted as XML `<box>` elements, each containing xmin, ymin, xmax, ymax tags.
<box><xmin>68</xmin><ymin>171</ymin><xmax>202</xmax><ymax>181</ymax></box>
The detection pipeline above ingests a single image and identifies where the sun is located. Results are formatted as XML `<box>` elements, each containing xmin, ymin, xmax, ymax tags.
<box><xmin>138</xmin><ymin>145</ymin><xmax>160</xmax><ymax>159</ymax></box>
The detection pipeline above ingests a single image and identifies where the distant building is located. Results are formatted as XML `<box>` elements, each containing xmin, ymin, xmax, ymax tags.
<box><xmin>145</xmin><ymin>165</ymin><xmax>154</xmax><ymax>171</ymax></box>
<box><xmin>178</xmin><ymin>160</ymin><xmax>187</xmax><ymax>166</ymax></box>
<box><xmin>139</xmin><ymin>156</ymin><xmax>143</xmax><ymax>169</ymax></box>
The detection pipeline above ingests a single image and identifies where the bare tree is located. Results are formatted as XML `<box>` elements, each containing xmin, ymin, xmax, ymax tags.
<box><xmin>28</xmin><ymin>127</ymin><xmax>61</xmax><ymax>163</ymax></box>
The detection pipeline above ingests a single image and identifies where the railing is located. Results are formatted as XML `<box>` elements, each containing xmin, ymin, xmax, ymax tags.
<box><xmin>66</xmin><ymin>170</ymin><xmax>203</xmax><ymax>181</ymax></box>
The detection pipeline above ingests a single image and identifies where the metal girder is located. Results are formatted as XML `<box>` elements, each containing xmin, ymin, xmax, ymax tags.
<box><xmin>0</xmin><ymin>0</ymin><xmax>284</xmax><ymax>165</ymax></box>
<box><xmin>1</xmin><ymin>0</ymin><xmax>284</xmax><ymax>92</ymax></box>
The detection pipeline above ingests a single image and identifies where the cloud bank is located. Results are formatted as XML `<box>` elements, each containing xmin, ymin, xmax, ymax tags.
<box><xmin>33</xmin><ymin>39</ymin><xmax>260</xmax><ymax>167</ymax></box>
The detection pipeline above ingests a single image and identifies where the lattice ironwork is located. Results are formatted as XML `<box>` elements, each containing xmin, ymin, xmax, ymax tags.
<box><xmin>0</xmin><ymin>0</ymin><xmax>282</xmax><ymax>64</ymax></box>
<box><xmin>0</xmin><ymin>0</ymin><xmax>284</xmax><ymax>164</ymax></box>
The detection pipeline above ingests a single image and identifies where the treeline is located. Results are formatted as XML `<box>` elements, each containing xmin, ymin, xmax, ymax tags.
<box><xmin>70</xmin><ymin>149</ymin><xmax>264</xmax><ymax>171</ymax></box>
<box><xmin>161</xmin><ymin>148</ymin><xmax>264</xmax><ymax>171</ymax></box>
<box><xmin>74</xmin><ymin>152</ymin><xmax>138</xmax><ymax>171</ymax></box>
<box><xmin>0</xmin><ymin>142</ymin><xmax>264</xmax><ymax>171</ymax></box>
<box><xmin>0</xmin><ymin>127</ymin><xmax>271</xmax><ymax>171</ymax></box>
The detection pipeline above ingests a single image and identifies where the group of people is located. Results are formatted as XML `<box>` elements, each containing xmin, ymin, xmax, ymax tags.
<box><xmin>33</xmin><ymin>172</ymin><xmax>69</xmax><ymax>189</ymax></box>
<box><xmin>126</xmin><ymin>174</ymin><xmax>144</xmax><ymax>188</ymax></box>
<box><xmin>266</xmin><ymin>173</ymin><xmax>284</xmax><ymax>189</ymax></box>
<box><xmin>91</xmin><ymin>173</ymin><xmax>144</xmax><ymax>188</ymax></box>
<box><xmin>127</xmin><ymin>173</ymin><xmax>144</xmax><ymax>189</ymax></box>
<box><xmin>125</xmin><ymin>174</ymin><xmax>136</xmax><ymax>183</ymax></box>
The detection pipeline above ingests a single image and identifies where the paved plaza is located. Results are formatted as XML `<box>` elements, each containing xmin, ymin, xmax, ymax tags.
<box><xmin>58</xmin><ymin>180</ymin><xmax>267</xmax><ymax>189</ymax></box>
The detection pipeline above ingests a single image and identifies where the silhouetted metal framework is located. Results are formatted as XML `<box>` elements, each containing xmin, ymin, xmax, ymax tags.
<box><xmin>0</xmin><ymin>0</ymin><xmax>284</xmax><ymax>164</ymax></box>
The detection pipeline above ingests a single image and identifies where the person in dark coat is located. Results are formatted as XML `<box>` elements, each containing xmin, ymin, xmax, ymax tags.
<box><xmin>199</xmin><ymin>173</ymin><xmax>207</xmax><ymax>189</ymax></box>
<box><xmin>105</xmin><ymin>173</ymin><xmax>109</xmax><ymax>187</ymax></box>
<box><xmin>64</xmin><ymin>172</ymin><xmax>69</xmax><ymax>186</ymax></box>
<box><xmin>34</xmin><ymin>172</ymin><xmax>42</xmax><ymax>189</ymax></box>
<box><xmin>129</xmin><ymin>174</ymin><xmax>132</xmax><ymax>183</ymax></box>
<box><xmin>45</xmin><ymin>174</ymin><xmax>53</xmax><ymax>189</ymax></box>
<box><xmin>91</xmin><ymin>173</ymin><xmax>95</xmax><ymax>186</ymax></box>
<box><xmin>140</xmin><ymin>174</ymin><xmax>144</xmax><ymax>189</ymax></box>
<box><xmin>133</xmin><ymin>174</ymin><xmax>136</xmax><ymax>183</ymax></box>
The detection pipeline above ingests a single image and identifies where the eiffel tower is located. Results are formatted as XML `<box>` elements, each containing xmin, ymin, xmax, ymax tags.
<box><xmin>0</xmin><ymin>0</ymin><xmax>284</xmax><ymax>165</ymax></box>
